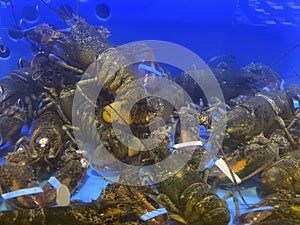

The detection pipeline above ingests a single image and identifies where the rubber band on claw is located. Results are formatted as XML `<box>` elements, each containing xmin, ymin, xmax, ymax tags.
<box><xmin>48</xmin><ymin>176</ymin><xmax>62</xmax><ymax>189</ymax></box>
<box><xmin>140</xmin><ymin>208</ymin><xmax>168</xmax><ymax>221</ymax></box>
<box><xmin>1</xmin><ymin>187</ymin><xmax>43</xmax><ymax>200</ymax></box>
<box><xmin>173</xmin><ymin>141</ymin><xmax>203</xmax><ymax>149</ymax></box>
<box><xmin>138</xmin><ymin>64</ymin><xmax>162</xmax><ymax>77</ymax></box>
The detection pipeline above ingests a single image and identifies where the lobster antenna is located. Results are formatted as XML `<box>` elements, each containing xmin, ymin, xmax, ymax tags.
<box><xmin>263</xmin><ymin>42</ymin><xmax>300</xmax><ymax>75</ymax></box>
<box><xmin>76</xmin><ymin>0</ymin><xmax>80</xmax><ymax>17</ymax></box>
<box><xmin>9</xmin><ymin>0</ymin><xmax>23</xmax><ymax>38</ymax></box>
<box><xmin>216</xmin><ymin>142</ymin><xmax>250</xmax><ymax>207</ymax></box>
<box><xmin>40</xmin><ymin>0</ymin><xmax>60</xmax><ymax>18</ymax></box>
<box><xmin>40</xmin><ymin>0</ymin><xmax>80</xmax><ymax>26</ymax></box>
<box><xmin>60</xmin><ymin>1</ymin><xmax>74</xmax><ymax>21</ymax></box>
<box><xmin>9</xmin><ymin>0</ymin><xmax>39</xmax><ymax>52</ymax></box>
<box><xmin>40</xmin><ymin>0</ymin><xmax>68</xmax><ymax>22</ymax></box>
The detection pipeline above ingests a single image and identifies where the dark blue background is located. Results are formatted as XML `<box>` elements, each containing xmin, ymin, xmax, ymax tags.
<box><xmin>0</xmin><ymin>0</ymin><xmax>299</xmax><ymax>79</ymax></box>
<box><xmin>0</xmin><ymin>1</ymin><xmax>299</xmax><ymax>220</ymax></box>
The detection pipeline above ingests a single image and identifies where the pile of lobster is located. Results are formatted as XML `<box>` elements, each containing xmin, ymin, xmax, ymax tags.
<box><xmin>0</xmin><ymin>1</ymin><xmax>299</xmax><ymax>224</ymax></box>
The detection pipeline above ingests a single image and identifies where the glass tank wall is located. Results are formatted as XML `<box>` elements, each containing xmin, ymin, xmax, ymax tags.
<box><xmin>0</xmin><ymin>1</ymin><xmax>299</xmax><ymax>225</ymax></box>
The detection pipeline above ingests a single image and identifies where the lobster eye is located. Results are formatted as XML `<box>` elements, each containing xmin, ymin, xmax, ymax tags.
<box><xmin>16</xmin><ymin>98</ymin><xmax>25</xmax><ymax>111</ymax></box>
<box><xmin>0</xmin><ymin>86</ymin><xmax>4</xmax><ymax>100</ymax></box>
<box><xmin>35</xmin><ymin>137</ymin><xmax>50</xmax><ymax>151</ymax></box>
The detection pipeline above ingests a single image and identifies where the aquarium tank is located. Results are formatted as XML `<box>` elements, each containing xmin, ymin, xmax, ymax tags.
<box><xmin>0</xmin><ymin>0</ymin><xmax>299</xmax><ymax>224</ymax></box>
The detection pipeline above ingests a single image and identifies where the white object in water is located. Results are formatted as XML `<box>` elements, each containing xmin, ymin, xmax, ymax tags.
<box><xmin>173</xmin><ymin>141</ymin><xmax>203</xmax><ymax>149</ymax></box>
<box><xmin>56</xmin><ymin>184</ymin><xmax>71</xmax><ymax>206</ymax></box>
<box><xmin>48</xmin><ymin>176</ymin><xmax>71</xmax><ymax>206</ymax></box>
<box><xmin>215</xmin><ymin>158</ymin><xmax>242</xmax><ymax>184</ymax></box>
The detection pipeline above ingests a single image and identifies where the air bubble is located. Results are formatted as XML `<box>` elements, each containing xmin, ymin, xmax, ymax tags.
<box><xmin>58</xmin><ymin>4</ymin><xmax>73</xmax><ymax>20</ymax></box>
<box><xmin>0</xmin><ymin>37</ymin><xmax>10</xmax><ymax>59</ymax></box>
<box><xmin>22</xmin><ymin>5</ymin><xmax>39</xmax><ymax>23</ymax></box>
<box><xmin>8</xmin><ymin>26</ymin><xmax>23</xmax><ymax>40</ymax></box>
<box><xmin>0</xmin><ymin>45</ymin><xmax>10</xmax><ymax>59</ymax></box>
<box><xmin>0</xmin><ymin>0</ymin><xmax>10</xmax><ymax>8</ymax></box>
<box><xmin>96</xmin><ymin>3</ymin><xmax>110</xmax><ymax>20</ymax></box>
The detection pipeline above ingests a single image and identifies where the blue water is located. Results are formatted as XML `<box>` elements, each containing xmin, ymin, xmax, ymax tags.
<box><xmin>0</xmin><ymin>0</ymin><xmax>300</xmax><ymax>77</ymax></box>
<box><xmin>0</xmin><ymin>0</ymin><xmax>299</xmax><ymax>224</ymax></box>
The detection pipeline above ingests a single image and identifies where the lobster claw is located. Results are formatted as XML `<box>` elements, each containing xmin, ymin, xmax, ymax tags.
<box><xmin>42</xmin><ymin>149</ymin><xmax>88</xmax><ymax>207</ymax></box>
<box><xmin>0</xmin><ymin>69</ymin><xmax>40</xmax><ymax>147</ymax></box>
<box><xmin>0</xmin><ymin>112</ymin><xmax>25</xmax><ymax>147</ymax></box>
<box><xmin>0</xmin><ymin>133</ymin><xmax>3</xmax><ymax>146</ymax></box>
<box><xmin>0</xmin><ymin>164</ymin><xmax>45</xmax><ymax>209</ymax></box>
